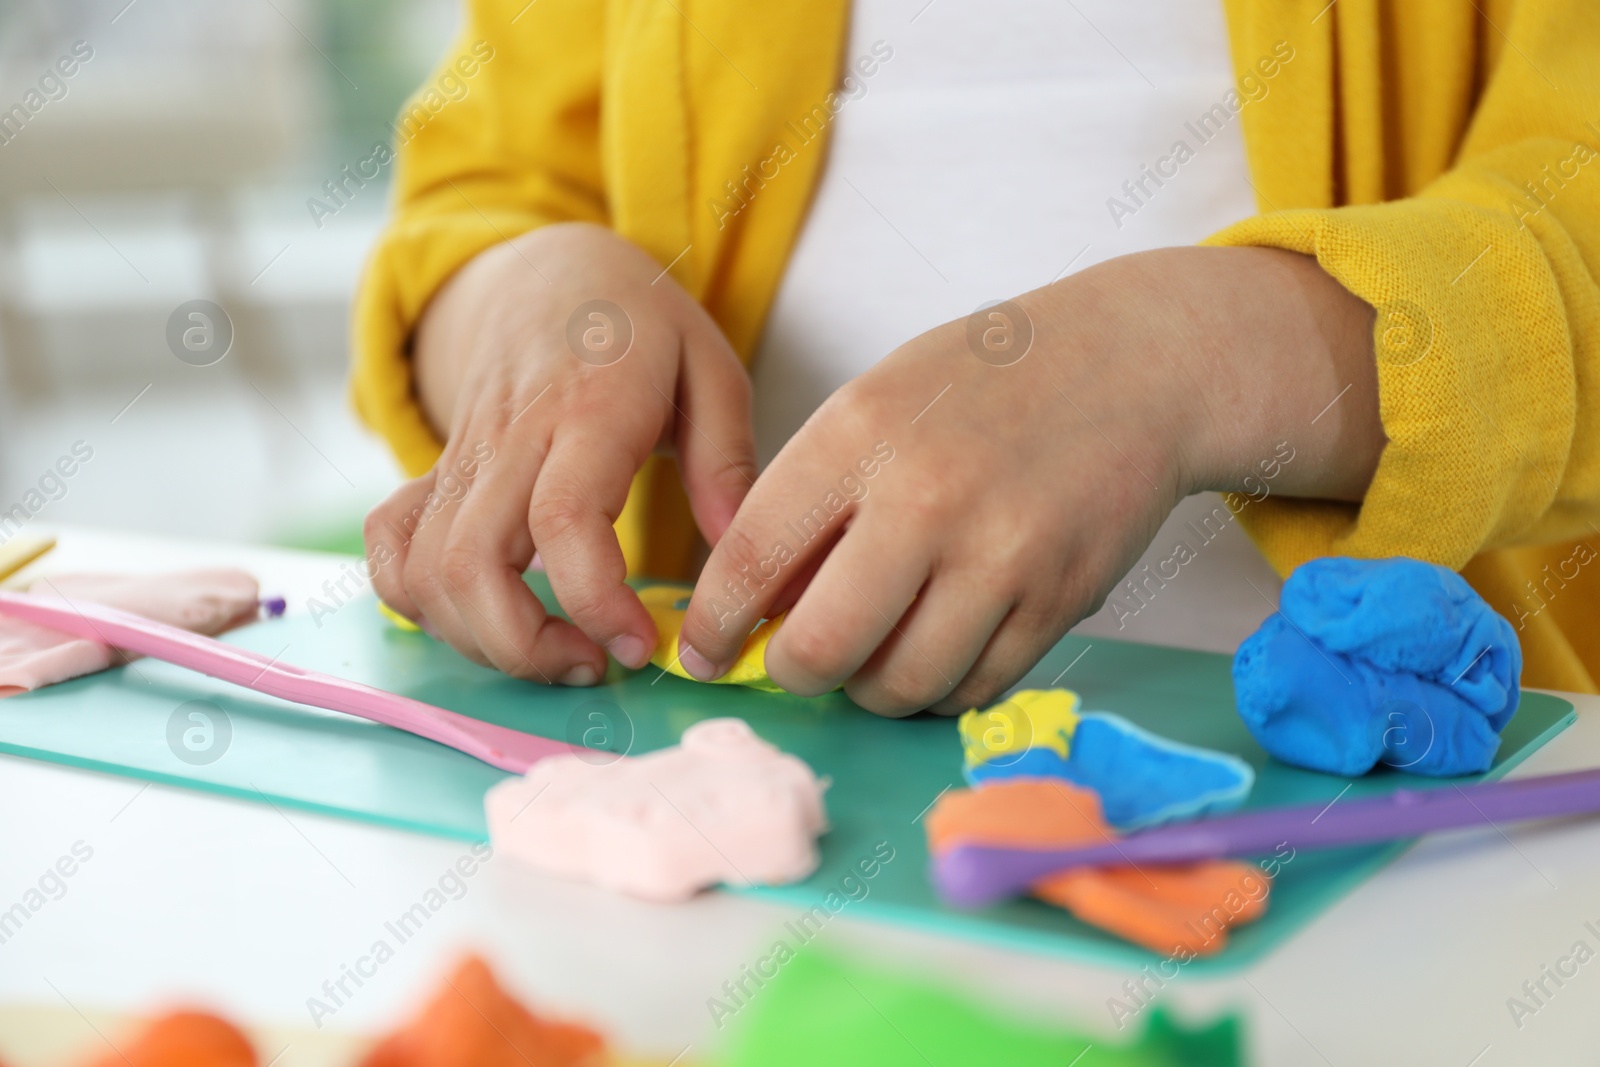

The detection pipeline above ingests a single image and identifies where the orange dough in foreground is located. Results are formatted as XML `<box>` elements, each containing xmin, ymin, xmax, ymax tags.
<box><xmin>70</xmin><ymin>958</ymin><xmax>607</xmax><ymax>1067</ymax></box>
<box><xmin>359</xmin><ymin>955</ymin><xmax>608</xmax><ymax>1067</ymax></box>
<box><xmin>926</xmin><ymin>780</ymin><xmax>1270</xmax><ymax>956</ymax></box>
<box><xmin>80</xmin><ymin>1011</ymin><xmax>255</xmax><ymax>1067</ymax></box>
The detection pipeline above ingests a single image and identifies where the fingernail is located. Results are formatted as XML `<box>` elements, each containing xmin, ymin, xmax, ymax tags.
<box><xmin>607</xmin><ymin>634</ymin><xmax>650</xmax><ymax>670</ymax></box>
<box><xmin>678</xmin><ymin>643</ymin><xmax>722</xmax><ymax>681</ymax></box>
<box><xmin>561</xmin><ymin>663</ymin><xmax>600</xmax><ymax>686</ymax></box>
<box><xmin>417</xmin><ymin>617</ymin><xmax>441</xmax><ymax>640</ymax></box>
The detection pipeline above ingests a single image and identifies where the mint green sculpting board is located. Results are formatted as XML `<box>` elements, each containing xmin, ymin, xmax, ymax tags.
<box><xmin>0</xmin><ymin>576</ymin><xmax>1573</xmax><ymax>974</ymax></box>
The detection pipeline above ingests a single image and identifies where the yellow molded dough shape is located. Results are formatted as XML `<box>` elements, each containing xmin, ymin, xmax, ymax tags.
<box><xmin>0</xmin><ymin>534</ymin><xmax>56</xmax><ymax>584</ymax></box>
<box><xmin>377</xmin><ymin>585</ymin><xmax>785</xmax><ymax>691</ymax></box>
<box><xmin>959</xmin><ymin>688</ymin><xmax>1081</xmax><ymax>765</ymax></box>
<box><xmin>639</xmin><ymin>584</ymin><xmax>784</xmax><ymax>692</ymax></box>
<box><xmin>378</xmin><ymin>599</ymin><xmax>422</xmax><ymax>632</ymax></box>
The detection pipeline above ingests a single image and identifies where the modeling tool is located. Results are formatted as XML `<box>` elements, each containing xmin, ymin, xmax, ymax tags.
<box><xmin>934</xmin><ymin>767</ymin><xmax>1600</xmax><ymax>907</ymax></box>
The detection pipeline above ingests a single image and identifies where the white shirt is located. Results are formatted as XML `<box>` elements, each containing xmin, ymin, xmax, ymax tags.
<box><xmin>749</xmin><ymin>0</ymin><xmax>1286</xmax><ymax>653</ymax></box>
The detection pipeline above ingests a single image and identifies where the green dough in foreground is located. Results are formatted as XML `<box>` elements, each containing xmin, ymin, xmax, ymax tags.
<box><xmin>717</xmin><ymin>951</ymin><xmax>1243</xmax><ymax>1067</ymax></box>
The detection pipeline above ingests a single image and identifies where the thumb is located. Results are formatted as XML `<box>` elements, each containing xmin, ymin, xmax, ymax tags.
<box><xmin>673</xmin><ymin>316</ymin><xmax>758</xmax><ymax>544</ymax></box>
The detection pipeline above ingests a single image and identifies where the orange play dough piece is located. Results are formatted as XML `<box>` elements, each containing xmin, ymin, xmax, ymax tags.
<box><xmin>925</xmin><ymin>778</ymin><xmax>1110</xmax><ymax>853</ymax></box>
<box><xmin>926</xmin><ymin>780</ymin><xmax>1271</xmax><ymax>956</ymax></box>
<box><xmin>360</xmin><ymin>955</ymin><xmax>608</xmax><ymax>1067</ymax></box>
<box><xmin>1036</xmin><ymin>861</ymin><xmax>1270</xmax><ymax>956</ymax></box>
<box><xmin>79</xmin><ymin>1011</ymin><xmax>255</xmax><ymax>1067</ymax></box>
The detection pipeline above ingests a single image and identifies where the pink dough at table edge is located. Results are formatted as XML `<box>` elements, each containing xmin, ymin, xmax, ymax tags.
<box><xmin>0</xmin><ymin>569</ymin><xmax>260</xmax><ymax>694</ymax></box>
<box><xmin>486</xmin><ymin>718</ymin><xmax>829</xmax><ymax>902</ymax></box>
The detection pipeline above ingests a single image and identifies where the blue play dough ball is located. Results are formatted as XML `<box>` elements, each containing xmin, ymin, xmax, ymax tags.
<box><xmin>1232</xmin><ymin>556</ymin><xmax>1522</xmax><ymax>777</ymax></box>
<box><xmin>965</xmin><ymin>713</ymin><xmax>1255</xmax><ymax>831</ymax></box>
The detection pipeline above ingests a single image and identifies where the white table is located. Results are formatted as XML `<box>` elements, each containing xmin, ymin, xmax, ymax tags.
<box><xmin>1</xmin><ymin>527</ymin><xmax>1597</xmax><ymax>1065</ymax></box>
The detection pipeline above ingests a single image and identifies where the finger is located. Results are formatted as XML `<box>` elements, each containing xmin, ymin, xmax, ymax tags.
<box><xmin>438</xmin><ymin>453</ymin><xmax>608</xmax><ymax>684</ymax></box>
<box><xmin>676</xmin><ymin>452</ymin><xmax>858</xmax><ymax>678</ymax></box>
<box><xmin>764</xmin><ymin>543</ymin><xmax>831</xmax><ymax>619</ymax></box>
<box><xmin>924</xmin><ymin>605</ymin><xmax>1066</xmax><ymax>716</ymax></box>
<box><xmin>763</xmin><ymin>517</ymin><xmax>932</xmax><ymax>697</ymax></box>
<box><xmin>529</xmin><ymin>429</ymin><xmax>658</xmax><ymax>670</ymax></box>
<box><xmin>364</xmin><ymin>471</ymin><xmax>439</xmax><ymax>624</ymax></box>
<box><xmin>673</xmin><ymin>315</ymin><xmax>757</xmax><ymax>544</ymax></box>
<box><xmin>399</xmin><ymin>462</ymin><xmax>490</xmax><ymax>666</ymax></box>
<box><xmin>843</xmin><ymin>568</ymin><xmax>1015</xmax><ymax>716</ymax></box>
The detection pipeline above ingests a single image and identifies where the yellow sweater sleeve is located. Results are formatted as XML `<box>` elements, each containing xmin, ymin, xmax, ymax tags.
<box><xmin>349</xmin><ymin>0</ymin><xmax>607</xmax><ymax>477</ymax></box>
<box><xmin>1208</xmin><ymin>1</ymin><xmax>1600</xmax><ymax>573</ymax></box>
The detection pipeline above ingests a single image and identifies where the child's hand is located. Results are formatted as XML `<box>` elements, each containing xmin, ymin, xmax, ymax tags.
<box><xmin>364</xmin><ymin>223</ymin><xmax>755</xmax><ymax>685</ymax></box>
<box><xmin>675</xmin><ymin>247</ymin><xmax>1383</xmax><ymax>715</ymax></box>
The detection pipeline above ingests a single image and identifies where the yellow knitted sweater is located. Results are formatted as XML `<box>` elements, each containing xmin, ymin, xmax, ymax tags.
<box><xmin>350</xmin><ymin>0</ymin><xmax>1600</xmax><ymax>692</ymax></box>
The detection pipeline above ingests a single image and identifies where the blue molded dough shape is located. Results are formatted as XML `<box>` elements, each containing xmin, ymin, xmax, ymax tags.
<box><xmin>965</xmin><ymin>712</ymin><xmax>1255</xmax><ymax>831</ymax></box>
<box><xmin>1232</xmin><ymin>556</ymin><xmax>1522</xmax><ymax>777</ymax></box>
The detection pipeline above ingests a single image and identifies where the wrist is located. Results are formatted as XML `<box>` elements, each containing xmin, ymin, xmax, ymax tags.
<box><xmin>1082</xmin><ymin>246</ymin><xmax>1384</xmax><ymax>505</ymax></box>
<box><xmin>412</xmin><ymin>223</ymin><xmax>623</xmax><ymax>437</ymax></box>
<box><xmin>412</xmin><ymin>240</ymin><xmax>516</xmax><ymax>438</ymax></box>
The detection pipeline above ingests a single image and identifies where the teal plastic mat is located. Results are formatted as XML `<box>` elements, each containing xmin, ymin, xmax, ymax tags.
<box><xmin>0</xmin><ymin>577</ymin><xmax>1573</xmax><ymax>973</ymax></box>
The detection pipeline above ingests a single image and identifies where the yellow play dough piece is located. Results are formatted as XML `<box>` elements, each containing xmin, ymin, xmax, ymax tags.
<box><xmin>959</xmin><ymin>688</ymin><xmax>1081</xmax><ymax>765</ymax></box>
<box><xmin>377</xmin><ymin>599</ymin><xmax>422</xmax><ymax>631</ymax></box>
<box><xmin>378</xmin><ymin>585</ymin><xmax>784</xmax><ymax>692</ymax></box>
<box><xmin>640</xmin><ymin>584</ymin><xmax>785</xmax><ymax>692</ymax></box>
<box><xmin>0</xmin><ymin>534</ymin><xmax>56</xmax><ymax>584</ymax></box>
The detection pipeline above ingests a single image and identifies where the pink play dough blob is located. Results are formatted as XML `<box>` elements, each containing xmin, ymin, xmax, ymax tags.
<box><xmin>0</xmin><ymin>570</ymin><xmax>261</xmax><ymax>694</ymax></box>
<box><xmin>485</xmin><ymin>717</ymin><xmax>828</xmax><ymax>902</ymax></box>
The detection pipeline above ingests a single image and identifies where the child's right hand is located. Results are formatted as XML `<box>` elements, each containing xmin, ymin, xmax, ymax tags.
<box><xmin>363</xmin><ymin>222</ymin><xmax>756</xmax><ymax>685</ymax></box>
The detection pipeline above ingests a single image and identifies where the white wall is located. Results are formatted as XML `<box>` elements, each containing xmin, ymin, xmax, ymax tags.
<box><xmin>0</xmin><ymin>0</ymin><xmax>458</xmax><ymax>545</ymax></box>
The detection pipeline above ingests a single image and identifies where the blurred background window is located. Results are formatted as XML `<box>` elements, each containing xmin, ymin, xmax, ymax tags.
<box><xmin>0</xmin><ymin>0</ymin><xmax>458</xmax><ymax>552</ymax></box>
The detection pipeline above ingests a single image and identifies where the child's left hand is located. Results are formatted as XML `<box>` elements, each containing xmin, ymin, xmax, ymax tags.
<box><xmin>676</xmin><ymin>246</ymin><xmax>1385</xmax><ymax>715</ymax></box>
